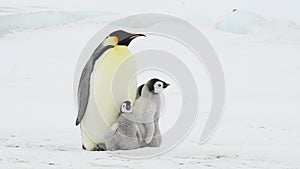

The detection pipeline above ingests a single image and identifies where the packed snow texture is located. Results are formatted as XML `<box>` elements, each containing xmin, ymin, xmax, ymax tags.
<box><xmin>0</xmin><ymin>2</ymin><xmax>300</xmax><ymax>169</ymax></box>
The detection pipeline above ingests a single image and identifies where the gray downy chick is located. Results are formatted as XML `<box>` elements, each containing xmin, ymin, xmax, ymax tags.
<box><xmin>133</xmin><ymin>78</ymin><xmax>170</xmax><ymax>147</ymax></box>
<box><xmin>105</xmin><ymin>100</ymin><xmax>143</xmax><ymax>151</ymax></box>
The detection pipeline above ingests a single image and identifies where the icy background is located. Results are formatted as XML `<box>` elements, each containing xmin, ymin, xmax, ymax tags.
<box><xmin>0</xmin><ymin>0</ymin><xmax>300</xmax><ymax>168</ymax></box>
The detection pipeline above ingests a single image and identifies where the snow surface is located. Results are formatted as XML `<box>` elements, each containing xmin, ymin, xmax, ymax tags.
<box><xmin>0</xmin><ymin>4</ymin><xmax>300</xmax><ymax>169</ymax></box>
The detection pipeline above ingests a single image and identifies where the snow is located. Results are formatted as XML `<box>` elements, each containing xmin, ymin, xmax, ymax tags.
<box><xmin>0</xmin><ymin>3</ymin><xmax>300</xmax><ymax>169</ymax></box>
<box><xmin>216</xmin><ymin>10</ymin><xmax>264</xmax><ymax>34</ymax></box>
<box><xmin>215</xmin><ymin>10</ymin><xmax>300</xmax><ymax>34</ymax></box>
<box><xmin>0</xmin><ymin>10</ymin><xmax>118</xmax><ymax>37</ymax></box>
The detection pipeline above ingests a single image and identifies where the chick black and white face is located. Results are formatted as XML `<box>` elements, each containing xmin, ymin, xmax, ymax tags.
<box><xmin>121</xmin><ymin>101</ymin><xmax>132</xmax><ymax>114</ymax></box>
<box><xmin>147</xmin><ymin>78</ymin><xmax>170</xmax><ymax>94</ymax></box>
<box><xmin>154</xmin><ymin>81</ymin><xmax>164</xmax><ymax>93</ymax></box>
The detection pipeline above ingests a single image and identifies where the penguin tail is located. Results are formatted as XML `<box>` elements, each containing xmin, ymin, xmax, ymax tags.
<box><xmin>75</xmin><ymin>119</ymin><xmax>80</xmax><ymax>126</ymax></box>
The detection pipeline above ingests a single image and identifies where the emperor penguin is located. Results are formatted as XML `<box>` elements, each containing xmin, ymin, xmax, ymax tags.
<box><xmin>75</xmin><ymin>30</ymin><xmax>145</xmax><ymax>151</ymax></box>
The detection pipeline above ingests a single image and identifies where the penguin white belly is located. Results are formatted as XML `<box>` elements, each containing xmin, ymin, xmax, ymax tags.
<box><xmin>80</xmin><ymin>46</ymin><xmax>137</xmax><ymax>150</ymax></box>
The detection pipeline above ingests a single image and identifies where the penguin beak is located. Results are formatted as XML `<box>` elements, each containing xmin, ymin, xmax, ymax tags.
<box><xmin>164</xmin><ymin>83</ymin><xmax>170</xmax><ymax>88</ymax></box>
<box><xmin>126</xmin><ymin>105</ymin><xmax>131</xmax><ymax>110</ymax></box>
<box><xmin>129</xmin><ymin>34</ymin><xmax>146</xmax><ymax>39</ymax></box>
<box><xmin>117</xmin><ymin>33</ymin><xmax>145</xmax><ymax>46</ymax></box>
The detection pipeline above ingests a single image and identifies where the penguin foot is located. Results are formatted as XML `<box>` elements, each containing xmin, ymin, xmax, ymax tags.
<box><xmin>81</xmin><ymin>144</ymin><xmax>106</xmax><ymax>151</ymax></box>
<box><xmin>93</xmin><ymin>143</ymin><xmax>107</xmax><ymax>151</ymax></box>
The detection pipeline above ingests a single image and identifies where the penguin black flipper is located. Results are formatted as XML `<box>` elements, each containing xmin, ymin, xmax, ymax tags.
<box><xmin>135</xmin><ymin>84</ymin><xmax>144</xmax><ymax>100</ymax></box>
<box><xmin>75</xmin><ymin>44</ymin><xmax>114</xmax><ymax>126</ymax></box>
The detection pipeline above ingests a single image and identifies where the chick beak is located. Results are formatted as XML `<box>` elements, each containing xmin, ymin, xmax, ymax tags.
<box><xmin>165</xmin><ymin>83</ymin><xmax>170</xmax><ymax>88</ymax></box>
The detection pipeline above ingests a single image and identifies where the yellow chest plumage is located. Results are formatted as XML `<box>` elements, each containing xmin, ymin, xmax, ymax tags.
<box><xmin>80</xmin><ymin>46</ymin><xmax>137</xmax><ymax>150</ymax></box>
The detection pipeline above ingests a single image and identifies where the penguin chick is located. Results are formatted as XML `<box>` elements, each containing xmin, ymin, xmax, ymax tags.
<box><xmin>132</xmin><ymin>78</ymin><xmax>170</xmax><ymax>145</ymax></box>
<box><xmin>105</xmin><ymin>101</ymin><xmax>143</xmax><ymax>151</ymax></box>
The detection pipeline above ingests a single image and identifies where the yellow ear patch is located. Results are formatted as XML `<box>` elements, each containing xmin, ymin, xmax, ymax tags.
<box><xmin>104</xmin><ymin>36</ymin><xmax>118</xmax><ymax>46</ymax></box>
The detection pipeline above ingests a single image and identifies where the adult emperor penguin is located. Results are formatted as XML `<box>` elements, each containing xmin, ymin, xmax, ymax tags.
<box><xmin>75</xmin><ymin>30</ymin><xmax>145</xmax><ymax>151</ymax></box>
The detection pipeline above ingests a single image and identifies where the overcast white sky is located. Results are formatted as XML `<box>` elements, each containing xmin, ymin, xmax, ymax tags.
<box><xmin>0</xmin><ymin>0</ymin><xmax>300</xmax><ymax>21</ymax></box>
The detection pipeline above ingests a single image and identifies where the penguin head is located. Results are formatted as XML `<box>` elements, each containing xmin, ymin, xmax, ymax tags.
<box><xmin>120</xmin><ymin>100</ymin><xmax>132</xmax><ymax>114</ymax></box>
<box><xmin>146</xmin><ymin>78</ymin><xmax>170</xmax><ymax>94</ymax></box>
<box><xmin>105</xmin><ymin>30</ymin><xmax>145</xmax><ymax>47</ymax></box>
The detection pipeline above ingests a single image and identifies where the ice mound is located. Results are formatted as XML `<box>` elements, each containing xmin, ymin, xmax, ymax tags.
<box><xmin>216</xmin><ymin>9</ymin><xmax>265</xmax><ymax>34</ymax></box>
<box><xmin>0</xmin><ymin>11</ymin><xmax>115</xmax><ymax>37</ymax></box>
